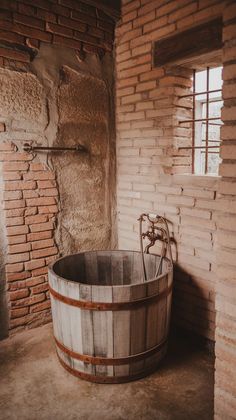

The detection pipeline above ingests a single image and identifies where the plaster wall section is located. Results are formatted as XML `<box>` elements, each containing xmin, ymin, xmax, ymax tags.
<box><xmin>0</xmin><ymin>0</ymin><xmax>117</xmax><ymax>334</ymax></box>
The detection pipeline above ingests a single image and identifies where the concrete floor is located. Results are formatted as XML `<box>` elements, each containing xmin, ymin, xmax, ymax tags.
<box><xmin>0</xmin><ymin>323</ymin><xmax>214</xmax><ymax>420</ymax></box>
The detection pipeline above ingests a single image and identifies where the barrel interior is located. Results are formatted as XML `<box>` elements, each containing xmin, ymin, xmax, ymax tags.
<box><xmin>52</xmin><ymin>251</ymin><xmax>169</xmax><ymax>286</ymax></box>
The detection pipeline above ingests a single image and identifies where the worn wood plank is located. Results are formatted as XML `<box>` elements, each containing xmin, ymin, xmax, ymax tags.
<box><xmin>97</xmin><ymin>251</ymin><xmax>111</xmax><ymax>286</ymax></box>
<box><xmin>129</xmin><ymin>282</ymin><xmax>147</xmax><ymax>375</ymax></box>
<box><xmin>156</xmin><ymin>274</ymin><xmax>168</xmax><ymax>344</ymax></box>
<box><xmin>67</xmin><ymin>281</ymin><xmax>84</xmax><ymax>372</ymax></box>
<box><xmin>154</xmin><ymin>18</ymin><xmax>222</xmax><ymax>67</ymax></box>
<box><xmin>80</xmin><ymin>283</ymin><xmax>95</xmax><ymax>375</ymax></box>
<box><xmin>113</xmin><ymin>285</ymin><xmax>131</xmax><ymax>377</ymax></box>
<box><xmin>131</xmin><ymin>252</ymin><xmax>142</xmax><ymax>284</ymax></box>
<box><xmin>92</xmin><ymin>285</ymin><xmax>113</xmax><ymax>377</ymax></box>
<box><xmin>123</xmin><ymin>251</ymin><xmax>133</xmax><ymax>285</ymax></box>
<box><xmin>111</xmin><ymin>251</ymin><xmax>124</xmax><ymax>285</ymax></box>
<box><xmin>84</xmin><ymin>251</ymin><xmax>98</xmax><ymax>285</ymax></box>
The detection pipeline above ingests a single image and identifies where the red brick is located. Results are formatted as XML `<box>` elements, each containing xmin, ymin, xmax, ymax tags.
<box><xmin>0</xmin><ymin>30</ymin><xmax>25</xmax><ymax>45</ymax></box>
<box><xmin>19</xmin><ymin>0</ymin><xmax>55</xmax><ymax>10</ymax></box>
<box><xmin>32</xmin><ymin>266</ymin><xmax>48</xmax><ymax>276</ymax></box>
<box><xmin>0</xmin><ymin>152</ymin><xmax>33</xmax><ymax>162</ymax></box>
<box><xmin>25</xmin><ymin>215</ymin><xmax>48</xmax><ymax>225</ymax></box>
<box><xmin>18</xmin><ymin>3</ymin><xmax>35</xmax><ymax>16</ymax></box>
<box><xmin>51</xmin><ymin>4</ymin><xmax>70</xmax><ymax>17</ymax></box>
<box><xmin>46</xmin><ymin>21</ymin><xmax>73</xmax><ymax>37</ymax></box>
<box><xmin>31</xmin><ymin>238</ymin><xmax>54</xmax><ymax>250</ymax></box>
<box><xmin>26</xmin><ymin>197</ymin><xmax>56</xmax><ymax>207</ymax></box>
<box><xmin>71</xmin><ymin>10</ymin><xmax>96</xmax><ymax>26</ymax></box>
<box><xmin>2</xmin><ymin>162</ymin><xmax>29</xmax><ymax>171</ymax></box>
<box><xmin>10</xmin><ymin>307</ymin><xmax>29</xmax><ymax>319</ymax></box>
<box><xmin>7</xmin><ymin>235</ymin><xmax>27</xmax><ymax>245</ymax></box>
<box><xmin>3</xmin><ymin>171</ymin><xmax>22</xmax><ymax>181</ymax></box>
<box><xmin>9</xmin><ymin>288</ymin><xmax>29</xmax><ymax>301</ymax></box>
<box><xmin>38</xmin><ymin>205</ymin><xmax>58</xmax><ymax>214</ymax></box>
<box><xmin>45</xmin><ymin>255</ymin><xmax>58</xmax><ymax>265</ymax></box>
<box><xmin>27</xmin><ymin>276</ymin><xmax>45</xmax><ymax>287</ymax></box>
<box><xmin>6</xmin><ymin>217</ymin><xmax>24</xmax><ymax>227</ymax></box>
<box><xmin>5</xmin><ymin>263</ymin><xmax>24</xmax><ymax>273</ymax></box>
<box><xmin>31</xmin><ymin>246</ymin><xmax>57</xmax><ymax>259</ymax></box>
<box><xmin>0</xmin><ymin>47</ymin><xmax>30</xmax><ymax>63</ymax></box>
<box><xmin>8</xmin><ymin>243</ymin><xmax>31</xmax><ymax>254</ymax></box>
<box><xmin>24</xmin><ymin>207</ymin><xmax>37</xmax><ymax>216</ymax></box>
<box><xmin>11</xmin><ymin>293</ymin><xmax>45</xmax><ymax>308</ymax></box>
<box><xmin>6</xmin><ymin>225</ymin><xmax>29</xmax><ymax>236</ymax></box>
<box><xmin>58</xmin><ymin>15</ymin><xmax>86</xmax><ymax>32</ymax></box>
<box><xmin>13</xmin><ymin>12</ymin><xmax>44</xmax><ymax>29</ymax></box>
<box><xmin>24</xmin><ymin>171</ymin><xmax>55</xmax><ymax>180</ymax></box>
<box><xmin>74</xmin><ymin>30</ymin><xmax>101</xmax><ymax>47</ymax></box>
<box><xmin>25</xmin><ymin>259</ymin><xmax>45</xmax><ymax>271</ymax></box>
<box><xmin>5</xmin><ymin>208</ymin><xmax>24</xmax><ymax>217</ymax></box>
<box><xmin>31</xmin><ymin>282</ymin><xmax>49</xmax><ymax>294</ymax></box>
<box><xmin>37</xmin><ymin>180</ymin><xmax>56</xmax><ymax>188</ymax></box>
<box><xmin>30</xmin><ymin>163</ymin><xmax>47</xmax><ymax>171</ymax></box>
<box><xmin>6</xmin><ymin>271</ymin><xmax>31</xmax><ymax>282</ymax></box>
<box><xmin>7</xmin><ymin>252</ymin><xmax>29</xmax><ymax>264</ymax></box>
<box><xmin>8</xmin><ymin>280</ymin><xmax>27</xmax><ymax>291</ymax></box>
<box><xmin>36</xmin><ymin>9</ymin><xmax>56</xmax><ymax>22</ymax></box>
<box><xmin>4</xmin><ymin>199</ymin><xmax>25</xmax><ymax>209</ymax></box>
<box><xmin>23</xmin><ymin>190</ymin><xmax>39</xmax><ymax>199</ymax></box>
<box><xmin>4</xmin><ymin>181</ymin><xmax>36</xmax><ymax>191</ymax></box>
<box><xmin>29</xmin><ymin>221</ymin><xmax>54</xmax><ymax>233</ymax></box>
<box><xmin>30</xmin><ymin>299</ymin><xmax>50</xmax><ymax>313</ymax></box>
<box><xmin>2</xmin><ymin>20</ymin><xmax>52</xmax><ymax>42</ymax></box>
<box><xmin>39</xmin><ymin>188</ymin><xmax>58</xmax><ymax>197</ymax></box>
<box><xmin>52</xmin><ymin>34</ymin><xmax>82</xmax><ymax>50</ymax></box>
<box><xmin>3</xmin><ymin>190</ymin><xmax>22</xmax><ymax>201</ymax></box>
<box><xmin>27</xmin><ymin>231</ymin><xmax>52</xmax><ymax>242</ymax></box>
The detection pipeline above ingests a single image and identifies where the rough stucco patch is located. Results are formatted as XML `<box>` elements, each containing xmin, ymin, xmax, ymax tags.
<box><xmin>58</xmin><ymin>66</ymin><xmax>109</xmax><ymax>124</ymax></box>
<box><xmin>0</xmin><ymin>68</ymin><xmax>47</xmax><ymax>129</ymax></box>
<box><xmin>53</xmin><ymin>66</ymin><xmax>111</xmax><ymax>255</ymax></box>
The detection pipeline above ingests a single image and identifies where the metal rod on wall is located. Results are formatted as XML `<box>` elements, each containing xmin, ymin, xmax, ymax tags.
<box><xmin>23</xmin><ymin>143</ymin><xmax>88</xmax><ymax>153</ymax></box>
<box><xmin>179</xmin><ymin>145</ymin><xmax>220</xmax><ymax>150</ymax></box>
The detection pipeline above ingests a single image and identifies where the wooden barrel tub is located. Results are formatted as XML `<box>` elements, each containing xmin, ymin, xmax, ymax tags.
<box><xmin>48</xmin><ymin>250</ymin><xmax>173</xmax><ymax>383</ymax></box>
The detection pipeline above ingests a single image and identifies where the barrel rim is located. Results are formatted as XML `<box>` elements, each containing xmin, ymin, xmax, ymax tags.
<box><xmin>48</xmin><ymin>249</ymin><xmax>173</xmax><ymax>289</ymax></box>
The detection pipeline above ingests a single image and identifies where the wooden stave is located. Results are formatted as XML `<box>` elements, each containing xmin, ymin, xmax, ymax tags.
<box><xmin>48</xmin><ymin>250</ymin><xmax>173</xmax><ymax>381</ymax></box>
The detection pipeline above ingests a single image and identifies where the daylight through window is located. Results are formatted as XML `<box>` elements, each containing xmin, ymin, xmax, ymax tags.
<box><xmin>179</xmin><ymin>66</ymin><xmax>223</xmax><ymax>175</ymax></box>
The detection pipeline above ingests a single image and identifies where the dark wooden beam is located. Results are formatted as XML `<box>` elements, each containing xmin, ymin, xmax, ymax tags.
<box><xmin>154</xmin><ymin>18</ymin><xmax>222</xmax><ymax>67</ymax></box>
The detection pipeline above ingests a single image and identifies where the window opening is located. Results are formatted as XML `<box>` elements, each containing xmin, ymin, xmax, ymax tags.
<box><xmin>179</xmin><ymin>66</ymin><xmax>223</xmax><ymax>175</ymax></box>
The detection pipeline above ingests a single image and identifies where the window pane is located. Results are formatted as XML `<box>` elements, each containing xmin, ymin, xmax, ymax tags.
<box><xmin>209</xmin><ymin>67</ymin><xmax>222</xmax><ymax>91</ymax></box>
<box><xmin>195</xmin><ymin>69</ymin><xmax>206</xmax><ymax>93</ymax></box>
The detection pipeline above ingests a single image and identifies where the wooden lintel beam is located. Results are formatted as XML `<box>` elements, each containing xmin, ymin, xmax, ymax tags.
<box><xmin>154</xmin><ymin>18</ymin><xmax>222</xmax><ymax>67</ymax></box>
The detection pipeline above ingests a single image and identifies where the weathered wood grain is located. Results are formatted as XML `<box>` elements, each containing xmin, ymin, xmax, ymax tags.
<box><xmin>48</xmin><ymin>250</ymin><xmax>173</xmax><ymax>382</ymax></box>
<box><xmin>154</xmin><ymin>18</ymin><xmax>222</xmax><ymax>67</ymax></box>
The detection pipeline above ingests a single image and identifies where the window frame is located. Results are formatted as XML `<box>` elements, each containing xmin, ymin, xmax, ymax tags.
<box><xmin>178</xmin><ymin>66</ymin><xmax>222</xmax><ymax>175</ymax></box>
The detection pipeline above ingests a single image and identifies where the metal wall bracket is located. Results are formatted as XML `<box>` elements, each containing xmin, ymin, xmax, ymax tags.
<box><xmin>23</xmin><ymin>143</ymin><xmax>88</xmax><ymax>153</ymax></box>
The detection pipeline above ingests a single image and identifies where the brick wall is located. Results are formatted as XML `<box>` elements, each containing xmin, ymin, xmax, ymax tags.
<box><xmin>0</xmin><ymin>0</ymin><xmax>115</xmax><ymax>70</ymax></box>
<box><xmin>0</xmin><ymin>141</ymin><xmax>59</xmax><ymax>331</ymax></box>
<box><xmin>0</xmin><ymin>0</ymin><xmax>116</xmax><ymax>335</ymax></box>
<box><xmin>116</xmin><ymin>0</ymin><xmax>236</xmax><ymax>417</ymax></box>
<box><xmin>116</xmin><ymin>0</ymin><xmax>224</xmax><ymax>342</ymax></box>
<box><xmin>214</xmin><ymin>1</ymin><xmax>236</xmax><ymax>417</ymax></box>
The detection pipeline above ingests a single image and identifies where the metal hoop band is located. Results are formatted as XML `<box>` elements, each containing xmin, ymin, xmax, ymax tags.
<box><xmin>55</xmin><ymin>336</ymin><xmax>167</xmax><ymax>366</ymax></box>
<box><xmin>49</xmin><ymin>284</ymin><xmax>172</xmax><ymax>311</ymax></box>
